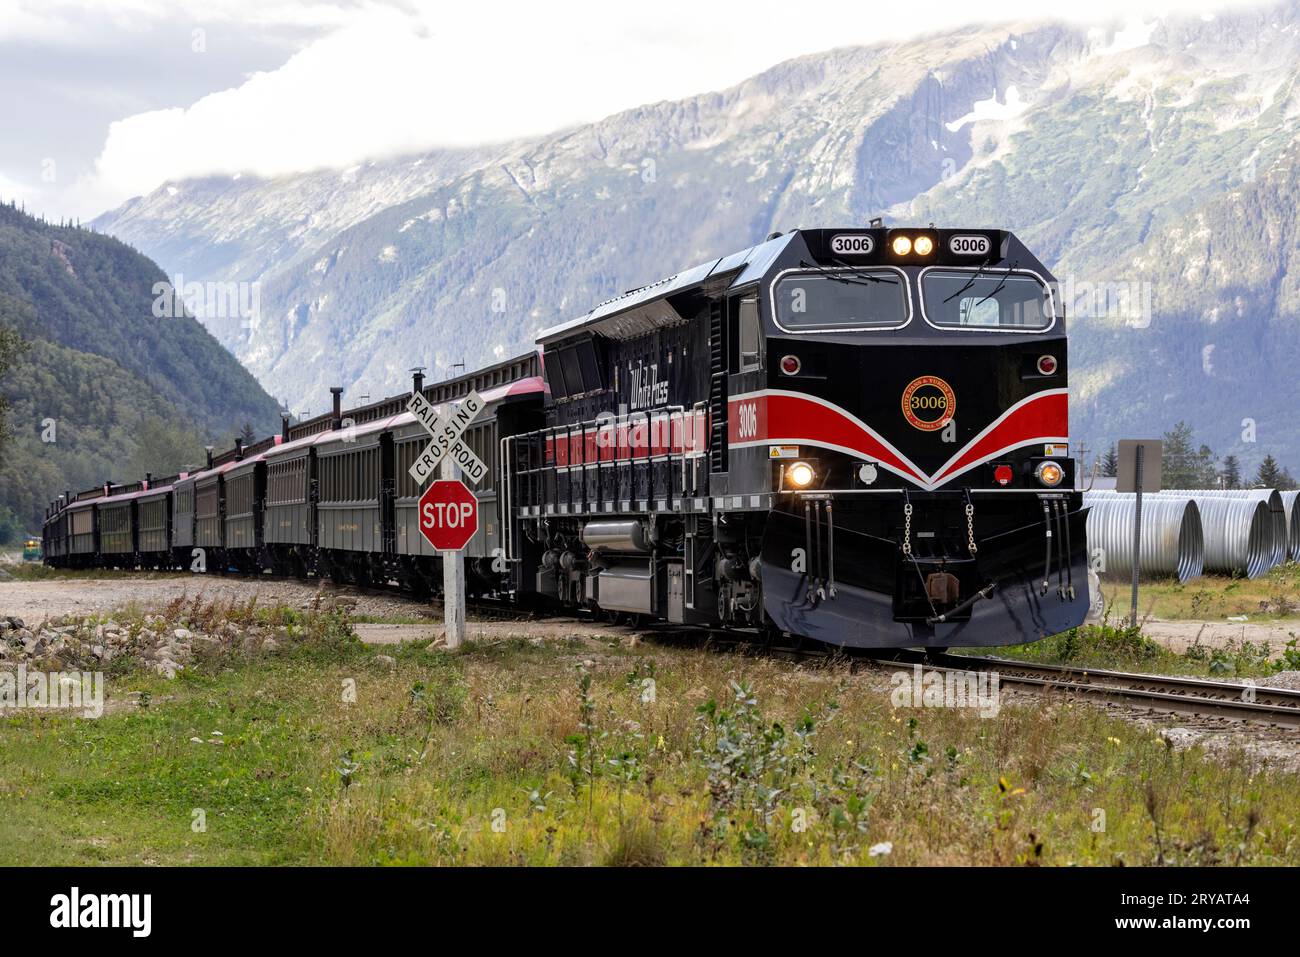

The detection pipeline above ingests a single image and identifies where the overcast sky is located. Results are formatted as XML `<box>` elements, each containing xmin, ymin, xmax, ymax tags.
<box><xmin>0</xmin><ymin>0</ymin><xmax>1271</xmax><ymax>221</ymax></box>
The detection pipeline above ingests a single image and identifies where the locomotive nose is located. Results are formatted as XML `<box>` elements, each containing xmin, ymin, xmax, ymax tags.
<box><xmin>758</xmin><ymin>492</ymin><xmax>1090</xmax><ymax>648</ymax></box>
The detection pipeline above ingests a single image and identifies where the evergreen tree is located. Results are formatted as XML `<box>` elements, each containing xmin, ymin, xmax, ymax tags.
<box><xmin>1221</xmin><ymin>454</ymin><xmax>1241</xmax><ymax>489</ymax></box>
<box><xmin>1256</xmin><ymin>455</ymin><xmax>1284</xmax><ymax>488</ymax></box>
<box><xmin>1161</xmin><ymin>422</ymin><xmax>1202</xmax><ymax>488</ymax></box>
<box><xmin>0</xmin><ymin>320</ymin><xmax>27</xmax><ymax>468</ymax></box>
<box><xmin>1194</xmin><ymin>444</ymin><xmax>1218</xmax><ymax>488</ymax></box>
<box><xmin>0</xmin><ymin>504</ymin><xmax>20</xmax><ymax>545</ymax></box>
<box><xmin>126</xmin><ymin>418</ymin><xmax>208</xmax><ymax>481</ymax></box>
<box><xmin>239</xmin><ymin>421</ymin><xmax>256</xmax><ymax>446</ymax></box>
<box><xmin>1101</xmin><ymin>444</ymin><xmax>1119</xmax><ymax>477</ymax></box>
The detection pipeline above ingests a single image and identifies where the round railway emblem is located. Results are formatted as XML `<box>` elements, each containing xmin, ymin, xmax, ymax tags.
<box><xmin>901</xmin><ymin>375</ymin><xmax>956</xmax><ymax>432</ymax></box>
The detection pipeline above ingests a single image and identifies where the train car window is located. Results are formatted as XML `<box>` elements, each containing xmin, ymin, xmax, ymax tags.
<box><xmin>738</xmin><ymin>298</ymin><xmax>762</xmax><ymax>371</ymax></box>
<box><xmin>559</xmin><ymin>346</ymin><xmax>583</xmax><ymax>397</ymax></box>
<box><xmin>544</xmin><ymin>348</ymin><xmax>571</xmax><ymax>399</ymax></box>
<box><xmin>921</xmin><ymin>269</ymin><xmax>1054</xmax><ymax>331</ymax></box>
<box><xmin>577</xmin><ymin>343</ymin><xmax>601</xmax><ymax>392</ymax></box>
<box><xmin>771</xmin><ymin>269</ymin><xmax>908</xmax><ymax>332</ymax></box>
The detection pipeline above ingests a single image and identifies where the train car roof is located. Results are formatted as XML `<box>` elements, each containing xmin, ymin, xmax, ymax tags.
<box><xmin>137</xmin><ymin>483</ymin><xmax>175</xmax><ymax>501</ymax></box>
<box><xmin>95</xmin><ymin>487</ymin><xmax>163</xmax><ymax>505</ymax></box>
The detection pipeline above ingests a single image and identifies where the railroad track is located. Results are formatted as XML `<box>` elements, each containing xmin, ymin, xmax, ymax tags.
<box><xmin>642</xmin><ymin>628</ymin><xmax>1300</xmax><ymax>730</ymax></box>
<box><xmin>949</xmin><ymin>654</ymin><xmax>1300</xmax><ymax>729</ymax></box>
<box><xmin>827</xmin><ymin>648</ymin><xmax>1300</xmax><ymax>729</ymax></box>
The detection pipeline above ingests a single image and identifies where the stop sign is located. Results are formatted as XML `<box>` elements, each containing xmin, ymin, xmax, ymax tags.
<box><xmin>418</xmin><ymin>479</ymin><xmax>479</xmax><ymax>551</ymax></box>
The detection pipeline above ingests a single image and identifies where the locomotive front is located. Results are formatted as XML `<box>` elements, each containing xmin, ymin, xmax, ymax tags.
<box><xmin>744</xmin><ymin>227</ymin><xmax>1089</xmax><ymax>648</ymax></box>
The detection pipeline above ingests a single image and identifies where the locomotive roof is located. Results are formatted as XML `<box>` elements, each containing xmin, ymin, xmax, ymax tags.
<box><xmin>536</xmin><ymin>231</ymin><xmax>796</xmax><ymax>346</ymax></box>
<box><xmin>536</xmin><ymin>226</ymin><xmax>1047</xmax><ymax>346</ymax></box>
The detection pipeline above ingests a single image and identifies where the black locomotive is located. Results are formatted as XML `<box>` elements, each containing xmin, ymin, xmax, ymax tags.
<box><xmin>43</xmin><ymin>226</ymin><xmax>1088</xmax><ymax>649</ymax></box>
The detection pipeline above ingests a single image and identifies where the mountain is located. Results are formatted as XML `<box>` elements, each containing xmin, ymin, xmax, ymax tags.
<box><xmin>0</xmin><ymin>202</ymin><xmax>283</xmax><ymax>535</ymax></box>
<box><xmin>92</xmin><ymin>1</ymin><xmax>1300</xmax><ymax>471</ymax></box>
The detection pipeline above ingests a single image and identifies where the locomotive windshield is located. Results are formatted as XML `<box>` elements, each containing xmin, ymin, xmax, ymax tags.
<box><xmin>771</xmin><ymin>268</ymin><xmax>908</xmax><ymax>332</ymax></box>
<box><xmin>921</xmin><ymin>268</ymin><xmax>1055</xmax><ymax>330</ymax></box>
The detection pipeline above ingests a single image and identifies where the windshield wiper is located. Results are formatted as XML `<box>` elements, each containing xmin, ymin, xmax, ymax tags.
<box><xmin>973</xmin><ymin>261</ymin><xmax>1019</xmax><ymax>308</ymax></box>
<box><xmin>797</xmin><ymin>260</ymin><xmax>896</xmax><ymax>287</ymax></box>
<box><xmin>943</xmin><ymin>257</ymin><xmax>993</xmax><ymax>303</ymax></box>
<box><xmin>829</xmin><ymin>258</ymin><xmax>899</xmax><ymax>284</ymax></box>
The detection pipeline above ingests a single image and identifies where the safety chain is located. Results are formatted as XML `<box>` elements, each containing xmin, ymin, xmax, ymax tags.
<box><xmin>902</xmin><ymin>502</ymin><xmax>913</xmax><ymax>556</ymax></box>
<box><xmin>965</xmin><ymin>502</ymin><xmax>978</xmax><ymax>555</ymax></box>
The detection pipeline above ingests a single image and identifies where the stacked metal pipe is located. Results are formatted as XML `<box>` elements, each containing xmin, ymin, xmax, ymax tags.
<box><xmin>1082</xmin><ymin>492</ymin><xmax>1204</xmax><ymax>582</ymax></box>
<box><xmin>1280</xmin><ymin>490</ymin><xmax>1300</xmax><ymax>561</ymax></box>
<box><xmin>1183</xmin><ymin>489</ymin><xmax>1287</xmax><ymax>568</ymax></box>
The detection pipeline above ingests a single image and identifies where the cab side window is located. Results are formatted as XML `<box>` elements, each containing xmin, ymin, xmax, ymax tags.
<box><xmin>738</xmin><ymin>298</ymin><xmax>762</xmax><ymax>372</ymax></box>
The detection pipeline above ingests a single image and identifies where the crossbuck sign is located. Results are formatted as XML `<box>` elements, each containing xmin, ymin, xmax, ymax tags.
<box><xmin>406</xmin><ymin>389</ymin><xmax>489</xmax><ymax>486</ymax></box>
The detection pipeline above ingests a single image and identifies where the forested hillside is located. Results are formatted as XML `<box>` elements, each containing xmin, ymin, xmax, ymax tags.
<box><xmin>0</xmin><ymin>202</ymin><xmax>282</xmax><ymax>539</ymax></box>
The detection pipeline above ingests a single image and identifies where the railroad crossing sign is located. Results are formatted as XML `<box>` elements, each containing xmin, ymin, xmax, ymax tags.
<box><xmin>406</xmin><ymin>389</ymin><xmax>489</xmax><ymax>487</ymax></box>
<box><xmin>417</xmin><ymin>479</ymin><xmax>479</xmax><ymax>552</ymax></box>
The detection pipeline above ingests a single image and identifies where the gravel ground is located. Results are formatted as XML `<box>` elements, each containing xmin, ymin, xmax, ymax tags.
<box><xmin>0</xmin><ymin>574</ymin><xmax>440</xmax><ymax>625</ymax></box>
<box><xmin>1259</xmin><ymin>670</ymin><xmax>1300</xmax><ymax>690</ymax></box>
<box><xmin>0</xmin><ymin>572</ymin><xmax>640</xmax><ymax>644</ymax></box>
<box><xmin>1138</xmin><ymin>618</ymin><xmax>1300</xmax><ymax>655</ymax></box>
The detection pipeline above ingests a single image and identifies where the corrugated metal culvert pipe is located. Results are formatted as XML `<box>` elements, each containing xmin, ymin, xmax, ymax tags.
<box><xmin>1178</xmin><ymin>489</ymin><xmax>1286</xmax><ymax>568</ymax></box>
<box><xmin>1082</xmin><ymin>492</ymin><xmax>1204</xmax><ymax>582</ymax></box>
<box><xmin>1162</xmin><ymin>494</ymin><xmax>1274</xmax><ymax>578</ymax></box>
<box><xmin>1279</xmin><ymin>490</ymin><xmax>1299</xmax><ymax>561</ymax></box>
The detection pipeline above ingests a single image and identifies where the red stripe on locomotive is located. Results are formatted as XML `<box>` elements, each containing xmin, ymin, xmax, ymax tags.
<box><xmin>929</xmin><ymin>391</ymin><xmax>1068</xmax><ymax>485</ymax></box>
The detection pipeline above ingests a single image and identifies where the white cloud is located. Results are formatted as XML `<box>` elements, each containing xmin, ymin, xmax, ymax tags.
<box><xmin>0</xmin><ymin>0</ymin><xmax>362</xmax><ymax>44</ymax></box>
<box><xmin>0</xmin><ymin>170</ymin><xmax>34</xmax><ymax>206</ymax></box>
<box><xmin>7</xmin><ymin>0</ymin><xmax>1274</xmax><ymax>216</ymax></box>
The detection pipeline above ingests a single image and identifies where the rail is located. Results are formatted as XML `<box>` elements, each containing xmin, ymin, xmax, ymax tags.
<box><xmin>505</xmin><ymin>402</ymin><xmax>708</xmax><ymax>520</ymax></box>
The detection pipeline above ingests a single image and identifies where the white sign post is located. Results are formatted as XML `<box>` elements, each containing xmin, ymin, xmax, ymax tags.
<box><xmin>440</xmin><ymin>457</ymin><xmax>467</xmax><ymax>649</ymax></box>
<box><xmin>406</xmin><ymin>389</ymin><xmax>489</xmax><ymax>649</ymax></box>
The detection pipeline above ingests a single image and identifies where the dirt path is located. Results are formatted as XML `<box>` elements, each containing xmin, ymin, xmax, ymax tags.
<box><xmin>0</xmin><ymin>574</ymin><xmax>439</xmax><ymax>625</ymax></box>
<box><xmin>352</xmin><ymin>619</ymin><xmax>638</xmax><ymax>646</ymax></box>
<box><xmin>0</xmin><ymin>573</ymin><xmax>640</xmax><ymax>645</ymax></box>
<box><xmin>1140</xmin><ymin>618</ymin><xmax>1300</xmax><ymax>655</ymax></box>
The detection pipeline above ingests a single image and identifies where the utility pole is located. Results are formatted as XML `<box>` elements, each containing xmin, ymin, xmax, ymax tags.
<box><xmin>1074</xmin><ymin>442</ymin><xmax>1091</xmax><ymax>488</ymax></box>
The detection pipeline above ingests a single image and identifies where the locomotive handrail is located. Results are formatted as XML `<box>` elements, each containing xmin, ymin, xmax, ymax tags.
<box><xmin>782</xmin><ymin>487</ymin><xmax>1071</xmax><ymax>496</ymax></box>
<box><xmin>507</xmin><ymin>402</ymin><xmax>708</xmax><ymax>517</ymax></box>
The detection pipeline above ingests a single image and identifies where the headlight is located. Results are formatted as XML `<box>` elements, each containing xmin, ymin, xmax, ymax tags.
<box><xmin>891</xmin><ymin>235</ymin><xmax>912</xmax><ymax>256</ymax></box>
<box><xmin>788</xmin><ymin>462</ymin><xmax>816</xmax><ymax>488</ymax></box>
<box><xmin>913</xmin><ymin>235</ymin><xmax>934</xmax><ymax>256</ymax></box>
<box><xmin>1035</xmin><ymin>461</ymin><xmax>1065</xmax><ymax>487</ymax></box>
